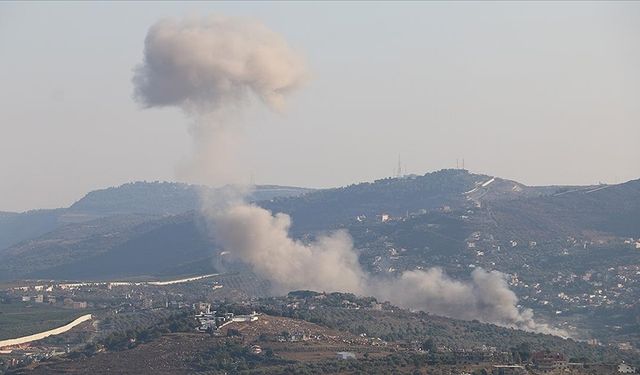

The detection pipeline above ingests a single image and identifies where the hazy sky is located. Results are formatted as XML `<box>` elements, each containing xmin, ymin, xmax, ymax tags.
<box><xmin>1</xmin><ymin>1</ymin><xmax>639</xmax><ymax>212</ymax></box>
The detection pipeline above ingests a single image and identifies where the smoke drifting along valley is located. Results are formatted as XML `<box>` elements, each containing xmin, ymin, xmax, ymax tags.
<box><xmin>134</xmin><ymin>15</ymin><xmax>564</xmax><ymax>336</ymax></box>
<box><xmin>214</xmin><ymin>203</ymin><xmax>564</xmax><ymax>335</ymax></box>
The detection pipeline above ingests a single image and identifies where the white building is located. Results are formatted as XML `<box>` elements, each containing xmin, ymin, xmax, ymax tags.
<box><xmin>336</xmin><ymin>352</ymin><xmax>356</xmax><ymax>360</ymax></box>
<box><xmin>618</xmin><ymin>363</ymin><xmax>636</xmax><ymax>374</ymax></box>
<box><xmin>232</xmin><ymin>312</ymin><xmax>260</xmax><ymax>322</ymax></box>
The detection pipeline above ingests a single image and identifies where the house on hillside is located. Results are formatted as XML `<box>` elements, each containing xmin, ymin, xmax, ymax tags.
<box><xmin>251</xmin><ymin>345</ymin><xmax>262</xmax><ymax>355</ymax></box>
<box><xmin>232</xmin><ymin>312</ymin><xmax>260</xmax><ymax>322</ymax></box>
<box><xmin>336</xmin><ymin>352</ymin><xmax>356</xmax><ymax>360</ymax></box>
<box><xmin>618</xmin><ymin>363</ymin><xmax>636</xmax><ymax>374</ymax></box>
<box><xmin>532</xmin><ymin>351</ymin><xmax>568</xmax><ymax>372</ymax></box>
<box><xmin>72</xmin><ymin>301</ymin><xmax>87</xmax><ymax>309</ymax></box>
<box><xmin>194</xmin><ymin>302</ymin><xmax>211</xmax><ymax>314</ymax></box>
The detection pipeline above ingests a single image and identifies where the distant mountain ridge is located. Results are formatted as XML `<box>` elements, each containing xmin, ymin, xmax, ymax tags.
<box><xmin>260</xmin><ymin>169</ymin><xmax>593</xmax><ymax>233</ymax></box>
<box><xmin>1</xmin><ymin>170</ymin><xmax>638</xmax><ymax>281</ymax></box>
<box><xmin>69</xmin><ymin>181</ymin><xmax>312</xmax><ymax>217</ymax></box>
<box><xmin>0</xmin><ymin>182</ymin><xmax>313</xmax><ymax>252</ymax></box>
<box><xmin>484</xmin><ymin>177</ymin><xmax>640</xmax><ymax>240</ymax></box>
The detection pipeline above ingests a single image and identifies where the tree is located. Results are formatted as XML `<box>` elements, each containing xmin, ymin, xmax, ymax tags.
<box><xmin>227</xmin><ymin>328</ymin><xmax>242</xmax><ymax>337</ymax></box>
<box><xmin>516</xmin><ymin>342</ymin><xmax>532</xmax><ymax>362</ymax></box>
<box><xmin>422</xmin><ymin>338</ymin><xmax>436</xmax><ymax>352</ymax></box>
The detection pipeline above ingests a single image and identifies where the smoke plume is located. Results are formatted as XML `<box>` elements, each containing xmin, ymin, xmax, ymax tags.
<box><xmin>133</xmin><ymin>15</ymin><xmax>307</xmax><ymax>112</ymax></box>
<box><xmin>213</xmin><ymin>204</ymin><xmax>367</xmax><ymax>295</ymax></box>
<box><xmin>134</xmin><ymin>15</ymin><xmax>564</xmax><ymax>336</ymax></box>
<box><xmin>375</xmin><ymin>268</ymin><xmax>539</xmax><ymax>329</ymax></box>
<box><xmin>132</xmin><ymin>15</ymin><xmax>307</xmax><ymax>184</ymax></box>
<box><xmin>213</xmin><ymin>203</ymin><xmax>566</xmax><ymax>336</ymax></box>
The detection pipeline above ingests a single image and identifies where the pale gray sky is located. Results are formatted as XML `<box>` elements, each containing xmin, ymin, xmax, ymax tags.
<box><xmin>1</xmin><ymin>1</ymin><xmax>639</xmax><ymax>212</ymax></box>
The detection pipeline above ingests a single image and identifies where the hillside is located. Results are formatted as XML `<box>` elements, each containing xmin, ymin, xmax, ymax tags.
<box><xmin>14</xmin><ymin>295</ymin><xmax>635</xmax><ymax>374</ymax></box>
<box><xmin>0</xmin><ymin>170</ymin><xmax>496</xmax><ymax>280</ymax></box>
<box><xmin>0</xmin><ymin>209</ymin><xmax>64</xmax><ymax>253</ymax></box>
<box><xmin>3</xmin><ymin>171</ymin><xmax>639</xmax><ymax>282</ymax></box>
<box><xmin>29</xmin><ymin>214</ymin><xmax>216</xmax><ymax>280</ymax></box>
<box><xmin>2</xmin><ymin>171</ymin><xmax>639</xmax><ymax>347</ymax></box>
<box><xmin>261</xmin><ymin>169</ymin><xmax>481</xmax><ymax>232</ymax></box>
<box><xmin>69</xmin><ymin>182</ymin><xmax>312</xmax><ymax>217</ymax></box>
<box><xmin>0</xmin><ymin>213</ymin><xmax>217</xmax><ymax>281</ymax></box>
<box><xmin>0</xmin><ymin>182</ymin><xmax>311</xmax><ymax>254</ymax></box>
<box><xmin>483</xmin><ymin>179</ymin><xmax>640</xmax><ymax>241</ymax></box>
<box><xmin>254</xmin><ymin>292</ymin><xmax>630</xmax><ymax>362</ymax></box>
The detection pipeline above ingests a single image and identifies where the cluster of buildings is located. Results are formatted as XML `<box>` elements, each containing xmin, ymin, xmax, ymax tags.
<box><xmin>488</xmin><ymin>352</ymin><xmax>637</xmax><ymax>375</ymax></box>
<box><xmin>622</xmin><ymin>238</ymin><xmax>640</xmax><ymax>249</ymax></box>
<box><xmin>194</xmin><ymin>302</ymin><xmax>260</xmax><ymax>333</ymax></box>
<box><xmin>0</xmin><ymin>347</ymin><xmax>70</xmax><ymax>372</ymax></box>
<box><xmin>17</xmin><ymin>293</ymin><xmax>88</xmax><ymax>309</ymax></box>
<box><xmin>507</xmin><ymin>263</ymin><xmax>640</xmax><ymax>316</ymax></box>
<box><xmin>5</xmin><ymin>276</ymin><xmax>225</xmax><ymax>315</ymax></box>
<box><xmin>526</xmin><ymin>352</ymin><xmax>637</xmax><ymax>374</ymax></box>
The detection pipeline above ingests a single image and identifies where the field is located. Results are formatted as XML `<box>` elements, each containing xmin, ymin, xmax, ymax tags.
<box><xmin>15</xmin><ymin>312</ymin><xmax>631</xmax><ymax>375</ymax></box>
<box><xmin>219</xmin><ymin>315</ymin><xmax>394</xmax><ymax>362</ymax></box>
<box><xmin>0</xmin><ymin>302</ymin><xmax>88</xmax><ymax>340</ymax></box>
<box><xmin>21</xmin><ymin>333</ymin><xmax>210</xmax><ymax>374</ymax></box>
<box><xmin>19</xmin><ymin>315</ymin><xmax>395</xmax><ymax>374</ymax></box>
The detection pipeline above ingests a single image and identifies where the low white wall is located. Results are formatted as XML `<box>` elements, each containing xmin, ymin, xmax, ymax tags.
<box><xmin>0</xmin><ymin>314</ymin><xmax>92</xmax><ymax>348</ymax></box>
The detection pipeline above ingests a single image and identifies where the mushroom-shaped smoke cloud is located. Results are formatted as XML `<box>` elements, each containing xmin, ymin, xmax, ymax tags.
<box><xmin>132</xmin><ymin>15</ymin><xmax>308</xmax><ymax>185</ymax></box>
<box><xmin>133</xmin><ymin>15</ymin><xmax>565</xmax><ymax>337</ymax></box>
<box><xmin>133</xmin><ymin>15</ymin><xmax>307</xmax><ymax>113</ymax></box>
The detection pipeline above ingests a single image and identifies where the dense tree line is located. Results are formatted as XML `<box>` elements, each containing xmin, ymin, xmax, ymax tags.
<box><xmin>190</xmin><ymin>340</ymin><xmax>290</xmax><ymax>372</ymax></box>
<box><xmin>94</xmin><ymin>311</ymin><xmax>197</xmax><ymax>352</ymax></box>
<box><xmin>245</xmin><ymin>296</ymin><xmax>630</xmax><ymax>364</ymax></box>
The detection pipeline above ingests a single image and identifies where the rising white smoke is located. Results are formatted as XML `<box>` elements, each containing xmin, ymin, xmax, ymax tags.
<box><xmin>133</xmin><ymin>15</ymin><xmax>565</xmax><ymax>336</ymax></box>
<box><xmin>213</xmin><ymin>203</ymin><xmax>567</xmax><ymax>336</ymax></box>
<box><xmin>213</xmin><ymin>203</ymin><xmax>367</xmax><ymax>295</ymax></box>
<box><xmin>133</xmin><ymin>15</ymin><xmax>307</xmax><ymax>112</ymax></box>
<box><xmin>132</xmin><ymin>15</ymin><xmax>307</xmax><ymax>185</ymax></box>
